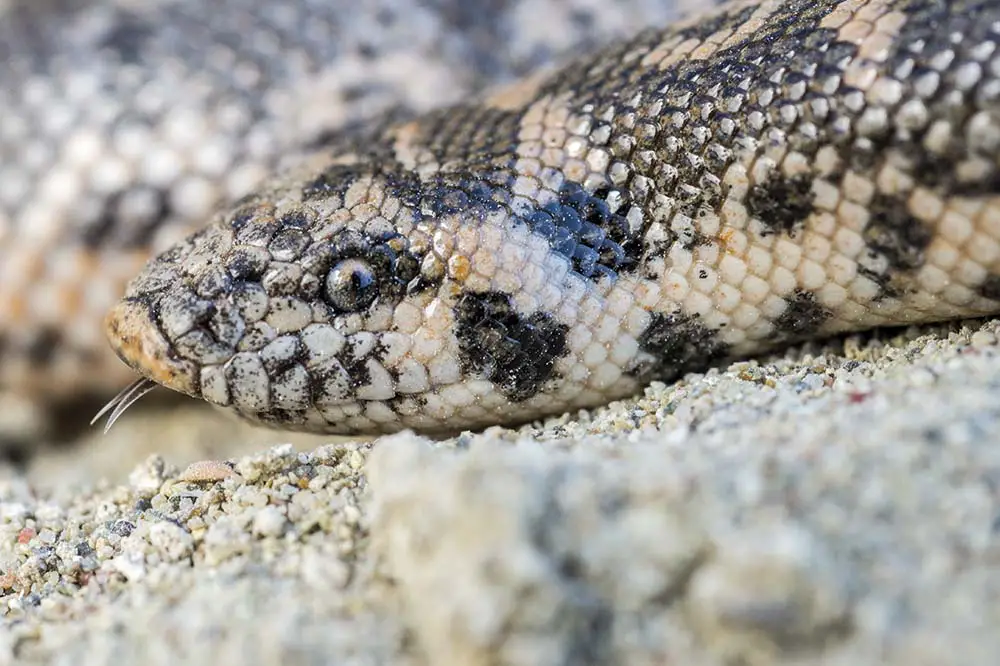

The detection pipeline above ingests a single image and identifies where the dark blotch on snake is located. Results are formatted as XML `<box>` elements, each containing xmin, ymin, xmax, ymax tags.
<box><xmin>454</xmin><ymin>290</ymin><xmax>569</xmax><ymax>402</ymax></box>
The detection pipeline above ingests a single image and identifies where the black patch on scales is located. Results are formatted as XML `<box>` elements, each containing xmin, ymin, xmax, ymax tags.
<box><xmin>522</xmin><ymin>182</ymin><xmax>643</xmax><ymax>281</ymax></box>
<box><xmin>633</xmin><ymin>312</ymin><xmax>729</xmax><ymax>382</ymax></box>
<box><xmin>454</xmin><ymin>291</ymin><xmax>569</xmax><ymax>402</ymax></box>
<box><xmin>340</xmin><ymin>338</ymin><xmax>374</xmax><ymax>391</ymax></box>
<box><xmin>978</xmin><ymin>274</ymin><xmax>1000</xmax><ymax>301</ymax></box>
<box><xmin>518</xmin><ymin>0</ymin><xmax>848</xmax><ymax>268</ymax></box>
<box><xmin>773</xmin><ymin>290</ymin><xmax>831</xmax><ymax>339</ymax></box>
<box><xmin>746</xmin><ymin>173</ymin><xmax>815</xmax><ymax>235</ymax></box>
<box><xmin>863</xmin><ymin>194</ymin><xmax>932</xmax><ymax>272</ymax></box>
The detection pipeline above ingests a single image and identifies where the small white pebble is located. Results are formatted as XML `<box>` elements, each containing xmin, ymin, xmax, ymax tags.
<box><xmin>147</xmin><ymin>522</ymin><xmax>195</xmax><ymax>562</ymax></box>
<box><xmin>970</xmin><ymin>330</ymin><xmax>997</xmax><ymax>348</ymax></box>
<box><xmin>348</xmin><ymin>450</ymin><xmax>366</xmax><ymax>470</ymax></box>
<box><xmin>252</xmin><ymin>505</ymin><xmax>288</xmax><ymax>538</ymax></box>
<box><xmin>341</xmin><ymin>504</ymin><xmax>362</xmax><ymax>526</ymax></box>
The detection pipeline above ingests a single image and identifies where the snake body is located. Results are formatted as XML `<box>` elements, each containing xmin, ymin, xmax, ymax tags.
<box><xmin>13</xmin><ymin>0</ymin><xmax>1000</xmax><ymax>436</ymax></box>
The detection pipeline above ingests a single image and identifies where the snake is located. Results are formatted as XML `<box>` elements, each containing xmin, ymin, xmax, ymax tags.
<box><xmin>8</xmin><ymin>0</ymin><xmax>1000</xmax><ymax>437</ymax></box>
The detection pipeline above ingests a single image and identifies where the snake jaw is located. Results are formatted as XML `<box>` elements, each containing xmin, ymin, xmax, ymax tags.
<box><xmin>104</xmin><ymin>298</ymin><xmax>200</xmax><ymax>398</ymax></box>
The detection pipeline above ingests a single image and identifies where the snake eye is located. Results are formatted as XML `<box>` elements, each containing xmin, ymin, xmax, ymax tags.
<box><xmin>324</xmin><ymin>258</ymin><xmax>379</xmax><ymax>312</ymax></box>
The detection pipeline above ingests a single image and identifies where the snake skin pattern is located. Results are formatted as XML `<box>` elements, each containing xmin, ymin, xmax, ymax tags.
<box><xmin>101</xmin><ymin>0</ymin><xmax>1000</xmax><ymax>435</ymax></box>
<box><xmin>0</xmin><ymin>0</ymin><xmax>681</xmax><ymax>438</ymax></box>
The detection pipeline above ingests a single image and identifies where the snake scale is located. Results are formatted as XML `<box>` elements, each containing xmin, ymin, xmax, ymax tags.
<box><xmin>7</xmin><ymin>0</ymin><xmax>1000</xmax><ymax>437</ymax></box>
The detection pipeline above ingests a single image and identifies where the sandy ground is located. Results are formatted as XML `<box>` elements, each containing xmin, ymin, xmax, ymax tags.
<box><xmin>2</xmin><ymin>318</ymin><xmax>999</xmax><ymax>665</ymax></box>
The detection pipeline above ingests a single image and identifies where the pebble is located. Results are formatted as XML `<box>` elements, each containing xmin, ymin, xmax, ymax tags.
<box><xmin>176</xmin><ymin>460</ymin><xmax>241</xmax><ymax>483</ymax></box>
<box><xmin>252</xmin><ymin>505</ymin><xmax>288</xmax><ymax>537</ymax></box>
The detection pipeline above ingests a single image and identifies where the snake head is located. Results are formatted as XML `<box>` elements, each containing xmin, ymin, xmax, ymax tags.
<box><xmin>104</xmin><ymin>169</ymin><xmax>438</xmax><ymax>434</ymax></box>
<box><xmin>102</xmin><ymin>153</ymin><xmax>621</xmax><ymax>435</ymax></box>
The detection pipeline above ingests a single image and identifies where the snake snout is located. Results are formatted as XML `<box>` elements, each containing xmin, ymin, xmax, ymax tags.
<box><xmin>104</xmin><ymin>298</ymin><xmax>200</xmax><ymax>398</ymax></box>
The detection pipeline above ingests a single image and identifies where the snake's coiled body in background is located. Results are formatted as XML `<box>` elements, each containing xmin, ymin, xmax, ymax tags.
<box><xmin>5</xmin><ymin>0</ymin><xmax>1000</xmax><ymax>438</ymax></box>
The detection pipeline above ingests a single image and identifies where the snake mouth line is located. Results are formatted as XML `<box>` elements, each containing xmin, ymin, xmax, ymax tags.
<box><xmin>104</xmin><ymin>298</ymin><xmax>201</xmax><ymax>399</ymax></box>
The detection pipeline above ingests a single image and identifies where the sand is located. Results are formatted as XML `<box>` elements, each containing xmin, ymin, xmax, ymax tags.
<box><xmin>2</xmin><ymin>319</ymin><xmax>1000</xmax><ymax>665</ymax></box>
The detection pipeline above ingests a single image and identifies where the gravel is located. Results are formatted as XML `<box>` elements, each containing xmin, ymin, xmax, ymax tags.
<box><xmin>2</xmin><ymin>319</ymin><xmax>999</xmax><ymax>665</ymax></box>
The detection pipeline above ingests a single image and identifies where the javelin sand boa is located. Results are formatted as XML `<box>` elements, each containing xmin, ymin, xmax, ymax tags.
<box><xmin>5</xmin><ymin>0</ymin><xmax>1000</xmax><ymax>436</ymax></box>
<box><xmin>104</xmin><ymin>0</ymin><xmax>1000</xmax><ymax>435</ymax></box>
